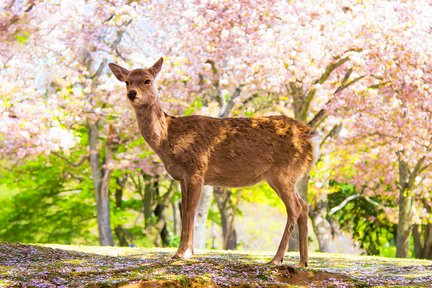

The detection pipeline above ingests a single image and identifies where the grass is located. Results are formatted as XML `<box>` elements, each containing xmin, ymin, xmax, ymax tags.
<box><xmin>0</xmin><ymin>243</ymin><xmax>431</xmax><ymax>287</ymax></box>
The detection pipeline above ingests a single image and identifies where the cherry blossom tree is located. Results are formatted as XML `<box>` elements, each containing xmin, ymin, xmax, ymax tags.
<box><xmin>0</xmin><ymin>0</ymin><xmax>167</xmax><ymax>246</ymax></box>
<box><xmin>328</xmin><ymin>1</ymin><xmax>432</xmax><ymax>258</ymax></box>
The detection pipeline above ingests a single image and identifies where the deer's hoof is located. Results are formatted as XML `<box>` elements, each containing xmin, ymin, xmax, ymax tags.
<box><xmin>172</xmin><ymin>248</ymin><xmax>193</xmax><ymax>260</ymax></box>
<box><xmin>296</xmin><ymin>261</ymin><xmax>308</xmax><ymax>268</ymax></box>
<box><xmin>171</xmin><ymin>254</ymin><xmax>182</xmax><ymax>260</ymax></box>
<box><xmin>267</xmin><ymin>257</ymin><xmax>283</xmax><ymax>265</ymax></box>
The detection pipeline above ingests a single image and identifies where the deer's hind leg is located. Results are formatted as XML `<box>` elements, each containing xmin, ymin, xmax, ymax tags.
<box><xmin>297</xmin><ymin>197</ymin><xmax>309</xmax><ymax>267</ymax></box>
<box><xmin>267</xmin><ymin>173</ymin><xmax>305</xmax><ymax>265</ymax></box>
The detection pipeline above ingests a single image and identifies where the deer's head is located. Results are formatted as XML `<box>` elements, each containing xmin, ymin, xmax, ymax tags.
<box><xmin>109</xmin><ymin>57</ymin><xmax>163</xmax><ymax>106</ymax></box>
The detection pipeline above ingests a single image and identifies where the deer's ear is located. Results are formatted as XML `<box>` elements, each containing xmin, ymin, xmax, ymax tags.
<box><xmin>149</xmin><ymin>57</ymin><xmax>163</xmax><ymax>77</ymax></box>
<box><xmin>109</xmin><ymin>63</ymin><xmax>129</xmax><ymax>82</ymax></box>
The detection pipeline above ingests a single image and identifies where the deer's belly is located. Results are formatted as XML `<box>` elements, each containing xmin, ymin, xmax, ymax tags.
<box><xmin>161</xmin><ymin>151</ymin><xmax>274</xmax><ymax>187</ymax></box>
<box><xmin>203</xmin><ymin>165</ymin><xmax>269</xmax><ymax>188</ymax></box>
<box><xmin>203</xmin><ymin>176</ymin><xmax>264</xmax><ymax>188</ymax></box>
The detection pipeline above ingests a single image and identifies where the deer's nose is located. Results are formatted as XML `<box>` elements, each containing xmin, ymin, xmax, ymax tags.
<box><xmin>127</xmin><ymin>90</ymin><xmax>137</xmax><ymax>100</ymax></box>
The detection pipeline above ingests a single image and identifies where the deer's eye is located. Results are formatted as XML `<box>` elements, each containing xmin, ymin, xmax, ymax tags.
<box><xmin>145</xmin><ymin>79</ymin><xmax>151</xmax><ymax>85</ymax></box>
<box><xmin>125</xmin><ymin>81</ymin><xmax>129</xmax><ymax>86</ymax></box>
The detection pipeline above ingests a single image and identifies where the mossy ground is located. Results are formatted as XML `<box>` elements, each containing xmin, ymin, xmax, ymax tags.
<box><xmin>0</xmin><ymin>243</ymin><xmax>431</xmax><ymax>287</ymax></box>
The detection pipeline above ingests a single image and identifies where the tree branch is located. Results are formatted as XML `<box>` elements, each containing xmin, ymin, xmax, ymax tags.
<box><xmin>89</xmin><ymin>59</ymin><xmax>108</xmax><ymax>80</ymax></box>
<box><xmin>334</xmin><ymin>75</ymin><xmax>365</xmax><ymax>94</ymax></box>
<box><xmin>205</xmin><ymin>59</ymin><xmax>220</xmax><ymax>90</ymax></box>
<box><xmin>219</xmin><ymin>85</ymin><xmax>244</xmax><ymax>117</ymax></box>
<box><xmin>308</xmin><ymin>73</ymin><xmax>365</xmax><ymax>129</ymax></box>
<box><xmin>298</xmin><ymin>86</ymin><xmax>316</xmax><ymax>120</ymax></box>
<box><xmin>408</xmin><ymin>156</ymin><xmax>426</xmax><ymax>188</ymax></box>
<box><xmin>329</xmin><ymin>193</ymin><xmax>387</xmax><ymax>216</ymax></box>
<box><xmin>205</xmin><ymin>59</ymin><xmax>227</xmax><ymax>112</ymax></box>
<box><xmin>88</xmin><ymin>19</ymin><xmax>132</xmax><ymax>80</ymax></box>
<box><xmin>341</xmin><ymin>67</ymin><xmax>353</xmax><ymax>85</ymax></box>
<box><xmin>130</xmin><ymin>175</ymin><xmax>143</xmax><ymax>197</ymax></box>
<box><xmin>241</xmin><ymin>93</ymin><xmax>259</xmax><ymax>106</ymax></box>
<box><xmin>1</xmin><ymin>53</ymin><xmax>14</xmax><ymax>69</ymax></box>
<box><xmin>159</xmin><ymin>180</ymin><xmax>176</xmax><ymax>205</ymax></box>
<box><xmin>308</xmin><ymin>108</ymin><xmax>327</xmax><ymax>129</ymax></box>
<box><xmin>320</xmin><ymin>123</ymin><xmax>342</xmax><ymax>147</ymax></box>
<box><xmin>314</xmin><ymin>57</ymin><xmax>350</xmax><ymax>85</ymax></box>
<box><xmin>51</xmin><ymin>151</ymin><xmax>88</xmax><ymax>168</ymax></box>
<box><xmin>329</xmin><ymin>194</ymin><xmax>361</xmax><ymax>215</ymax></box>
<box><xmin>368</xmin><ymin>81</ymin><xmax>392</xmax><ymax>90</ymax></box>
<box><xmin>363</xmin><ymin>195</ymin><xmax>386</xmax><ymax>209</ymax></box>
<box><xmin>419</xmin><ymin>163</ymin><xmax>432</xmax><ymax>175</ymax></box>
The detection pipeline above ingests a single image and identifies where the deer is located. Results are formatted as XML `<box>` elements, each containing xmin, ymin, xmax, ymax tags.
<box><xmin>109</xmin><ymin>57</ymin><xmax>320</xmax><ymax>267</ymax></box>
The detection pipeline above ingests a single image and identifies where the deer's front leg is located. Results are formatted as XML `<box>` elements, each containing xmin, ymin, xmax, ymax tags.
<box><xmin>173</xmin><ymin>180</ymin><xmax>190</xmax><ymax>259</ymax></box>
<box><xmin>173</xmin><ymin>176</ymin><xmax>203</xmax><ymax>259</ymax></box>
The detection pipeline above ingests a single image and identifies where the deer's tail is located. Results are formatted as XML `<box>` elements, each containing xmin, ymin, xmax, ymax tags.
<box><xmin>307</xmin><ymin>130</ymin><xmax>322</xmax><ymax>173</ymax></box>
<box><xmin>307</xmin><ymin>130</ymin><xmax>321</xmax><ymax>167</ymax></box>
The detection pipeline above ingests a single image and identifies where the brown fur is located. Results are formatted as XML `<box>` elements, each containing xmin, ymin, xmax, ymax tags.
<box><xmin>109</xmin><ymin>58</ymin><xmax>320</xmax><ymax>267</ymax></box>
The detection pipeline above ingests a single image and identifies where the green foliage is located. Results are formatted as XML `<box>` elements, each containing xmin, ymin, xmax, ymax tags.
<box><xmin>183</xmin><ymin>98</ymin><xmax>203</xmax><ymax>116</ymax></box>
<box><xmin>327</xmin><ymin>180</ymin><xmax>397</xmax><ymax>256</ymax></box>
<box><xmin>242</xmin><ymin>183</ymin><xmax>284</xmax><ymax>212</ymax></box>
<box><xmin>207</xmin><ymin>206</ymin><xmax>222</xmax><ymax>226</ymax></box>
<box><xmin>168</xmin><ymin>234</ymin><xmax>180</xmax><ymax>247</ymax></box>
<box><xmin>0</xmin><ymin>156</ymin><xmax>97</xmax><ymax>244</ymax></box>
<box><xmin>0</xmin><ymin>136</ymin><xmax>178</xmax><ymax>248</ymax></box>
<box><xmin>14</xmin><ymin>31</ymin><xmax>30</xmax><ymax>43</ymax></box>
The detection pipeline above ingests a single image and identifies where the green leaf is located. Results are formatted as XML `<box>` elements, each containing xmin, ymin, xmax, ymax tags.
<box><xmin>14</xmin><ymin>31</ymin><xmax>30</xmax><ymax>44</ymax></box>
<box><xmin>183</xmin><ymin>98</ymin><xmax>203</xmax><ymax>116</ymax></box>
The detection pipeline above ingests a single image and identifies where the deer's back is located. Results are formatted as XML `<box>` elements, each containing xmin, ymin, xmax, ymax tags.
<box><xmin>162</xmin><ymin>115</ymin><xmax>315</xmax><ymax>187</ymax></box>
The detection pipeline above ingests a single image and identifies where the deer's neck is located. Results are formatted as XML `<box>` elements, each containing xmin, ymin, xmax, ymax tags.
<box><xmin>133</xmin><ymin>101</ymin><xmax>168</xmax><ymax>152</ymax></box>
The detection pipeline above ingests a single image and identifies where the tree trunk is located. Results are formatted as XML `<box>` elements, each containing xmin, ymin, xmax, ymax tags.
<box><xmin>422</xmin><ymin>200</ymin><xmax>432</xmax><ymax>259</ymax></box>
<box><xmin>396</xmin><ymin>191</ymin><xmax>413</xmax><ymax>258</ymax></box>
<box><xmin>140</xmin><ymin>175</ymin><xmax>172</xmax><ymax>247</ymax></box>
<box><xmin>289</xmin><ymin>175</ymin><xmax>335</xmax><ymax>252</ymax></box>
<box><xmin>412</xmin><ymin>223</ymin><xmax>432</xmax><ymax>259</ymax></box>
<box><xmin>396</xmin><ymin>160</ymin><xmax>413</xmax><ymax>258</ymax></box>
<box><xmin>413</xmin><ymin>224</ymin><xmax>422</xmax><ymax>258</ymax></box>
<box><xmin>172</xmin><ymin>200</ymin><xmax>180</xmax><ymax>236</ymax></box>
<box><xmin>214</xmin><ymin>187</ymin><xmax>238</xmax><ymax>250</ymax></box>
<box><xmin>99</xmin><ymin>168</ymin><xmax>113</xmax><ymax>245</ymax></box>
<box><xmin>143</xmin><ymin>174</ymin><xmax>155</xmax><ymax>227</ymax></box>
<box><xmin>424</xmin><ymin>224</ymin><xmax>432</xmax><ymax>259</ymax></box>
<box><xmin>309</xmin><ymin>197</ymin><xmax>334</xmax><ymax>252</ymax></box>
<box><xmin>88</xmin><ymin>122</ymin><xmax>114</xmax><ymax>246</ymax></box>
<box><xmin>154</xmin><ymin>202</ymin><xmax>170</xmax><ymax>246</ymax></box>
<box><xmin>224</xmin><ymin>190</ymin><xmax>241</xmax><ymax>250</ymax></box>
<box><xmin>114</xmin><ymin>174</ymin><xmax>127</xmax><ymax>209</ymax></box>
<box><xmin>115</xmin><ymin>225</ymin><xmax>133</xmax><ymax>247</ymax></box>
<box><xmin>113</xmin><ymin>176</ymin><xmax>132</xmax><ymax>247</ymax></box>
<box><xmin>194</xmin><ymin>185</ymin><xmax>213</xmax><ymax>249</ymax></box>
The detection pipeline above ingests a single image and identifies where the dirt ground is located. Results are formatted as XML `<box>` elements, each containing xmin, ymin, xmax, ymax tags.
<box><xmin>1</xmin><ymin>243</ymin><xmax>431</xmax><ymax>287</ymax></box>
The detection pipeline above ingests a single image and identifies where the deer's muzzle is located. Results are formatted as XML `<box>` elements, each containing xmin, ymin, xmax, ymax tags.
<box><xmin>128</xmin><ymin>90</ymin><xmax>137</xmax><ymax>100</ymax></box>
